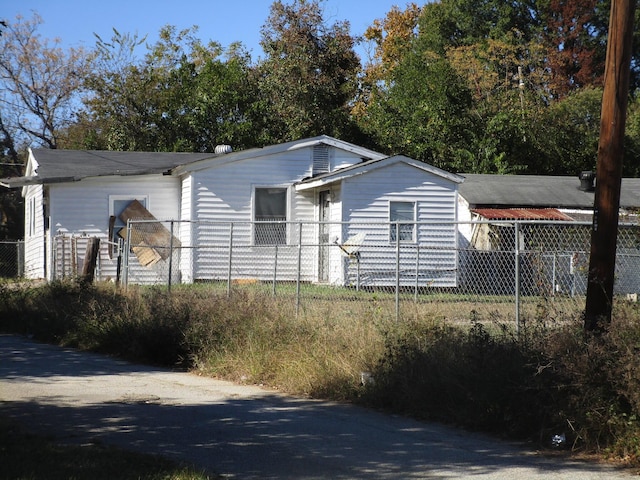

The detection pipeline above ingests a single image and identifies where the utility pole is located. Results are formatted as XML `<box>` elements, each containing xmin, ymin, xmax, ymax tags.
<box><xmin>584</xmin><ymin>0</ymin><xmax>636</xmax><ymax>331</ymax></box>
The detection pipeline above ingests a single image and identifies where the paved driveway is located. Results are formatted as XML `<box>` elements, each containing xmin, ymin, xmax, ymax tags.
<box><xmin>0</xmin><ymin>334</ymin><xmax>633</xmax><ymax>479</ymax></box>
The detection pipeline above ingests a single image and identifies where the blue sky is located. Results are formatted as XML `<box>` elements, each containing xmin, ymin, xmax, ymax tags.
<box><xmin>4</xmin><ymin>0</ymin><xmax>422</xmax><ymax>63</ymax></box>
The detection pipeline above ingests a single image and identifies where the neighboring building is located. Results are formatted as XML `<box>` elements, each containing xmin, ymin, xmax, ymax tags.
<box><xmin>1</xmin><ymin>136</ymin><xmax>463</xmax><ymax>287</ymax></box>
<box><xmin>459</xmin><ymin>172</ymin><xmax>640</xmax><ymax>222</ymax></box>
<box><xmin>457</xmin><ymin>173</ymin><xmax>640</xmax><ymax>296</ymax></box>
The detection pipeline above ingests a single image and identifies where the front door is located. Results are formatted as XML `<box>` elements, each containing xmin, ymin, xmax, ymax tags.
<box><xmin>318</xmin><ymin>190</ymin><xmax>331</xmax><ymax>283</ymax></box>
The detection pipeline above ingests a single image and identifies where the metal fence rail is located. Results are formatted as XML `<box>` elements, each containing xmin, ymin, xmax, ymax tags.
<box><xmin>100</xmin><ymin>219</ymin><xmax>639</xmax><ymax>324</ymax></box>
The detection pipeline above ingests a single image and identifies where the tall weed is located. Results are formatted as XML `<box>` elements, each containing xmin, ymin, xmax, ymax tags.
<box><xmin>1</xmin><ymin>280</ymin><xmax>640</xmax><ymax>464</ymax></box>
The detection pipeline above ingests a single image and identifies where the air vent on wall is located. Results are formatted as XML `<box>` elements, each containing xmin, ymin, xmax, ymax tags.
<box><xmin>312</xmin><ymin>144</ymin><xmax>330</xmax><ymax>176</ymax></box>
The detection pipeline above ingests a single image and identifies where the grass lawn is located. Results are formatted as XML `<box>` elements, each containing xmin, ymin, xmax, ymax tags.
<box><xmin>0</xmin><ymin>416</ymin><xmax>216</xmax><ymax>480</ymax></box>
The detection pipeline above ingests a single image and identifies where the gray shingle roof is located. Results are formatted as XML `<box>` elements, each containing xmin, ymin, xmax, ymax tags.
<box><xmin>0</xmin><ymin>136</ymin><xmax>387</xmax><ymax>188</ymax></box>
<box><xmin>460</xmin><ymin>174</ymin><xmax>640</xmax><ymax>209</ymax></box>
<box><xmin>32</xmin><ymin>149</ymin><xmax>216</xmax><ymax>181</ymax></box>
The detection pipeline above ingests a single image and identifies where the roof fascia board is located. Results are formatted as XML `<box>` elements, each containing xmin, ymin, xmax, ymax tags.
<box><xmin>176</xmin><ymin>136</ymin><xmax>386</xmax><ymax>175</ymax></box>
<box><xmin>296</xmin><ymin>156</ymin><xmax>464</xmax><ymax>191</ymax></box>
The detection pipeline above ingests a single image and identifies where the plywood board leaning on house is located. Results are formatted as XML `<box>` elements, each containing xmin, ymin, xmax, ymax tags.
<box><xmin>117</xmin><ymin>200</ymin><xmax>181</xmax><ymax>267</ymax></box>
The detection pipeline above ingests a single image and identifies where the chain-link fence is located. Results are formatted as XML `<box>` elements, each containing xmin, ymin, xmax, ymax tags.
<box><xmin>110</xmin><ymin>219</ymin><xmax>640</xmax><ymax>324</ymax></box>
<box><xmin>0</xmin><ymin>240</ymin><xmax>24</xmax><ymax>278</ymax></box>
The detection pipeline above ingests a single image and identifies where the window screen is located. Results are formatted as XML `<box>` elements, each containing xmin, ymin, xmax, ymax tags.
<box><xmin>390</xmin><ymin>201</ymin><xmax>415</xmax><ymax>242</ymax></box>
<box><xmin>254</xmin><ymin>187</ymin><xmax>287</xmax><ymax>245</ymax></box>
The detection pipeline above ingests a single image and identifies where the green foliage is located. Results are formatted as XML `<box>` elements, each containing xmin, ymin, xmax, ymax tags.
<box><xmin>80</xmin><ymin>26</ymin><xmax>260</xmax><ymax>152</ymax></box>
<box><xmin>536</xmin><ymin>88</ymin><xmax>603</xmax><ymax>175</ymax></box>
<box><xmin>364</xmin><ymin>306</ymin><xmax>640</xmax><ymax>460</ymax></box>
<box><xmin>366</xmin><ymin>319</ymin><xmax>543</xmax><ymax>436</ymax></box>
<box><xmin>256</xmin><ymin>0</ymin><xmax>363</xmax><ymax>143</ymax></box>
<box><xmin>360</xmin><ymin>48</ymin><xmax>476</xmax><ymax>171</ymax></box>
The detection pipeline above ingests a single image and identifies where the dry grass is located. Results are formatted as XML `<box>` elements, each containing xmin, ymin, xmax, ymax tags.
<box><xmin>1</xmin><ymin>279</ymin><xmax>639</xmax><ymax>466</ymax></box>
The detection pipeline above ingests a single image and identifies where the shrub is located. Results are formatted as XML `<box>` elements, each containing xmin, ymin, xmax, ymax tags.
<box><xmin>1</xmin><ymin>280</ymin><xmax>639</xmax><ymax>464</ymax></box>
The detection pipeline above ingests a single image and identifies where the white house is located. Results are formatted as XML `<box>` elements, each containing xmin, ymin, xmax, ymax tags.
<box><xmin>2</xmin><ymin>136</ymin><xmax>464</xmax><ymax>287</ymax></box>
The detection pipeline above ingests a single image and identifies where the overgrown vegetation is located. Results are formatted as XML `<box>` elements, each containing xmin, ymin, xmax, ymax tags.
<box><xmin>2</xmin><ymin>279</ymin><xmax>640</xmax><ymax>467</ymax></box>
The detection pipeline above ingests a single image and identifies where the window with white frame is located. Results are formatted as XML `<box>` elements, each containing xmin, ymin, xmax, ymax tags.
<box><xmin>254</xmin><ymin>187</ymin><xmax>287</xmax><ymax>245</ymax></box>
<box><xmin>390</xmin><ymin>201</ymin><xmax>416</xmax><ymax>242</ymax></box>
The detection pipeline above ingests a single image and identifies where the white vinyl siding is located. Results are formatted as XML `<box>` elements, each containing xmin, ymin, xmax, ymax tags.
<box><xmin>46</xmin><ymin>175</ymin><xmax>180</xmax><ymax>283</ymax></box>
<box><xmin>22</xmin><ymin>185</ymin><xmax>45</xmax><ymax>279</ymax></box>
<box><xmin>188</xmin><ymin>146</ymin><xmax>346</xmax><ymax>282</ymax></box>
<box><xmin>340</xmin><ymin>162</ymin><xmax>459</xmax><ymax>287</ymax></box>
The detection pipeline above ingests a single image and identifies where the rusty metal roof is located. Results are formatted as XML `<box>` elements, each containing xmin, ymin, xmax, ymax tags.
<box><xmin>472</xmin><ymin>208</ymin><xmax>574</xmax><ymax>221</ymax></box>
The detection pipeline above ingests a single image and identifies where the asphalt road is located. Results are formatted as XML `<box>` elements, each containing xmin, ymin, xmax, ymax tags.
<box><xmin>0</xmin><ymin>334</ymin><xmax>634</xmax><ymax>479</ymax></box>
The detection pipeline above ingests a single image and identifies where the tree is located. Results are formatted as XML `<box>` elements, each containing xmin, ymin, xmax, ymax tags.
<box><xmin>417</xmin><ymin>0</ymin><xmax>540</xmax><ymax>53</ymax></box>
<box><xmin>445</xmin><ymin>34</ymin><xmax>553</xmax><ymax>173</ymax></box>
<box><xmin>0</xmin><ymin>14</ymin><xmax>93</xmax><ymax>149</ymax></box>
<box><xmin>622</xmin><ymin>96</ymin><xmax>640</xmax><ymax>177</ymax></box>
<box><xmin>256</xmin><ymin>0</ymin><xmax>362</xmax><ymax>143</ymax></box>
<box><xmin>361</xmin><ymin>3</ymin><xmax>422</xmax><ymax>84</ymax></box>
<box><xmin>540</xmin><ymin>0</ymin><xmax>605</xmax><ymax>98</ymax></box>
<box><xmin>354</xmin><ymin>3</ymin><xmax>422</xmax><ymax>121</ymax></box>
<box><xmin>0</xmin><ymin>112</ymin><xmax>24</xmax><ymax>240</ymax></box>
<box><xmin>361</xmin><ymin>47</ymin><xmax>476</xmax><ymax>171</ymax></box>
<box><xmin>79</xmin><ymin>26</ymin><xmax>259</xmax><ymax>152</ymax></box>
<box><xmin>536</xmin><ymin>88</ymin><xmax>603</xmax><ymax>174</ymax></box>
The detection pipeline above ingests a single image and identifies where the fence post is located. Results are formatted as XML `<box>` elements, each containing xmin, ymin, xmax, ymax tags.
<box><xmin>81</xmin><ymin>237</ymin><xmax>100</xmax><ymax>283</ymax></box>
<box><xmin>514</xmin><ymin>221</ymin><xmax>521</xmax><ymax>336</ymax></box>
<box><xmin>272</xmin><ymin>244</ymin><xmax>278</xmax><ymax>296</ymax></box>
<box><xmin>296</xmin><ymin>222</ymin><xmax>302</xmax><ymax>316</ymax></box>
<box><xmin>167</xmin><ymin>220</ymin><xmax>174</xmax><ymax>292</ymax></box>
<box><xmin>227</xmin><ymin>222</ymin><xmax>233</xmax><ymax>297</ymax></box>
<box><xmin>17</xmin><ymin>241</ymin><xmax>24</xmax><ymax>277</ymax></box>
<box><xmin>123</xmin><ymin>220</ymin><xmax>131</xmax><ymax>289</ymax></box>
<box><xmin>395</xmin><ymin>221</ymin><xmax>400</xmax><ymax>322</ymax></box>
<box><xmin>415</xmin><ymin>244</ymin><xmax>420</xmax><ymax>301</ymax></box>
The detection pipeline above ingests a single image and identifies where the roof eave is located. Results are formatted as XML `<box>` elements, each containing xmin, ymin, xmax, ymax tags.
<box><xmin>295</xmin><ymin>156</ymin><xmax>464</xmax><ymax>192</ymax></box>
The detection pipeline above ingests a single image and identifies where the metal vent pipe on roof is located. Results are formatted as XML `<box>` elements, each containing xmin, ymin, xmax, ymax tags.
<box><xmin>214</xmin><ymin>145</ymin><xmax>233</xmax><ymax>154</ymax></box>
<box><xmin>579</xmin><ymin>170</ymin><xmax>596</xmax><ymax>191</ymax></box>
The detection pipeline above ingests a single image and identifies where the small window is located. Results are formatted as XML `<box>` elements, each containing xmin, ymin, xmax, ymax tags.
<box><xmin>254</xmin><ymin>187</ymin><xmax>287</xmax><ymax>245</ymax></box>
<box><xmin>390</xmin><ymin>201</ymin><xmax>415</xmax><ymax>242</ymax></box>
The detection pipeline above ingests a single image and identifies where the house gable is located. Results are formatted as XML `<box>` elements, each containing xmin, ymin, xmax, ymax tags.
<box><xmin>176</xmin><ymin>135</ymin><xmax>386</xmax><ymax>176</ymax></box>
<box><xmin>295</xmin><ymin>155</ymin><xmax>463</xmax><ymax>192</ymax></box>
